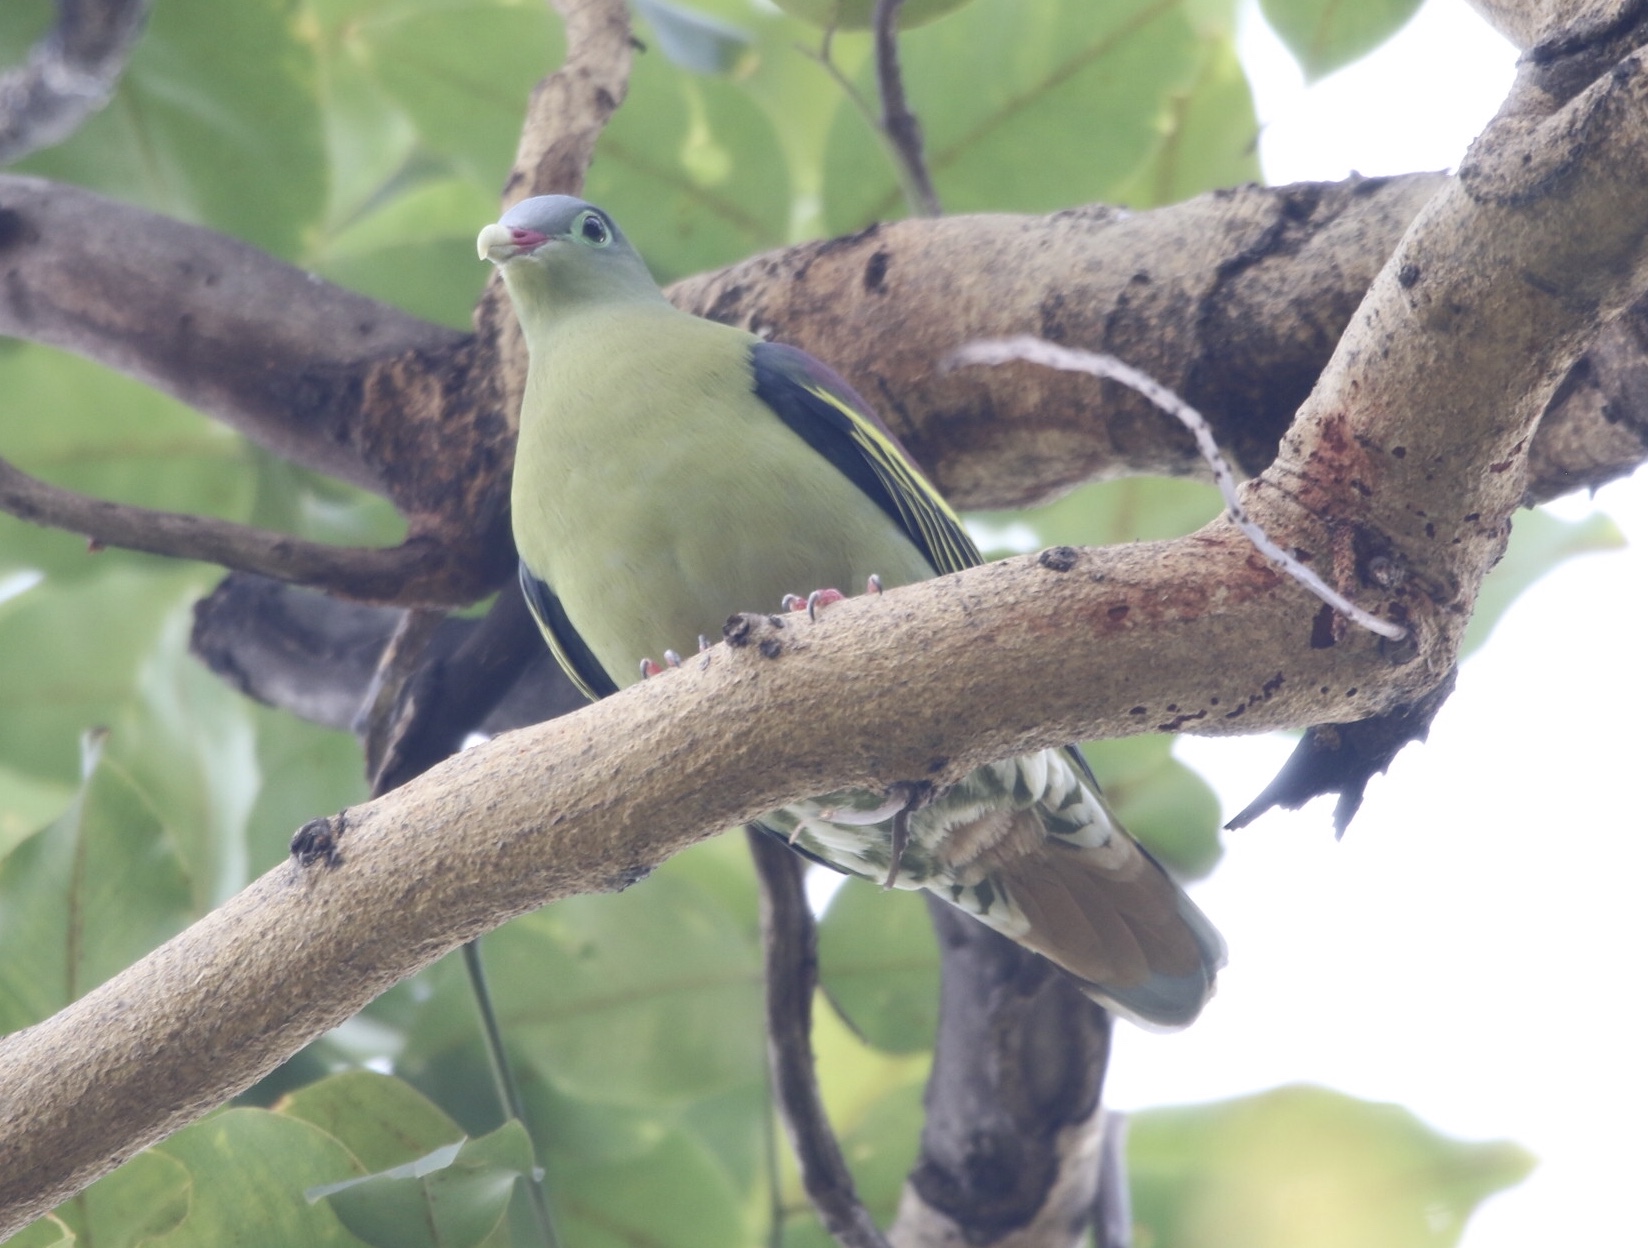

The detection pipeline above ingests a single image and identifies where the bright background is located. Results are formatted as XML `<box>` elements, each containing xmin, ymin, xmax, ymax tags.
<box><xmin>1108</xmin><ymin>4</ymin><xmax>1648</xmax><ymax>1246</ymax></box>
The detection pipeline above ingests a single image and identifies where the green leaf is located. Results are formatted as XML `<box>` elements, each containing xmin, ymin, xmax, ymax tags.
<box><xmin>771</xmin><ymin>0</ymin><xmax>979</xmax><ymax>32</ymax></box>
<box><xmin>1130</xmin><ymin>1084</ymin><xmax>1535</xmax><ymax>1248</ymax></box>
<box><xmin>0</xmin><ymin>343</ymin><xmax>258</xmax><ymax>583</ymax></box>
<box><xmin>312</xmin><ymin>1122</ymin><xmax>533</xmax><ymax>1248</ymax></box>
<box><xmin>0</xmin><ymin>762</ymin><xmax>74</xmax><ymax>860</ymax></box>
<box><xmin>18</xmin><ymin>0</ymin><xmax>326</xmax><ymax>257</ymax></box>
<box><xmin>146</xmin><ymin>1109</ymin><xmax>366</xmax><ymax>1247</ymax></box>
<box><xmin>651</xmin><ymin>0</ymin><xmax>863</xmax><ymax>236</ymax></box>
<box><xmin>969</xmin><ymin>477</ymin><xmax>1224</xmax><ymax>558</ymax></box>
<box><xmin>1462</xmin><ymin>506</ymin><xmax>1625</xmax><ymax>657</ymax></box>
<box><xmin>1083</xmin><ymin>735</ymin><xmax>1222</xmax><ymax>879</ymax></box>
<box><xmin>587</xmin><ymin>42</ymin><xmax>791</xmax><ymax>282</ymax></box>
<box><xmin>4</xmin><ymin>1216</ymin><xmax>74</xmax><ymax>1248</ymax></box>
<box><xmin>553</xmin><ymin>1124</ymin><xmax>748</xmax><ymax>1248</ymax></box>
<box><xmin>243</xmin><ymin>703</ymin><xmax>368</xmax><ymax>878</ymax></box>
<box><xmin>817</xmin><ymin>880</ymin><xmax>940</xmax><ymax>1053</ymax></box>
<box><xmin>1111</xmin><ymin>32</ymin><xmax>1261</xmax><ymax>208</ymax></box>
<box><xmin>278</xmin><ymin>1071</ymin><xmax>467</xmax><ymax>1173</ymax></box>
<box><xmin>654</xmin><ymin>833</ymin><xmax>762</xmax><ymax>940</ymax></box>
<box><xmin>831</xmin><ymin>1079</ymin><xmax>925</xmax><ymax>1215</ymax></box>
<box><xmin>672</xmin><ymin>1076</ymin><xmax>774</xmax><ymax>1207</ymax></box>
<box><xmin>0</xmin><ymin>732</ymin><xmax>194</xmax><ymax>1033</ymax></box>
<box><xmin>401</xmin><ymin>868</ymin><xmax>764</xmax><ymax>1108</ymax></box>
<box><xmin>65</xmin><ymin>1148</ymin><xmax>192</xmax><ymax>1248</ymax></box>
<box><xmin>309</xmin><ymin>176</ymin><xmax>499</xmax><ymax>328</ymax></box>
<box><xmin>356</xmin><ymin>2</ymin><xmax>565</xmax><ymax>191</ymax></box>
<box><xmin>823</xmin><ymin>0</ymin><xmax>1203</xmax><ymax>230</ymax></box>
<box><xmin>103</xmin><ymin>604</ymin><xmax>263</xmax><ymax>908</ymax></box>
<box><xmin>633</xmin><ymin>0</ymin><xmax>756</xmax><ymax>76</ymax></box>
<box><xmin>1259</xmin><ymin>0</ymin><xmax>1424</xmax><ymax>82</ymax></box>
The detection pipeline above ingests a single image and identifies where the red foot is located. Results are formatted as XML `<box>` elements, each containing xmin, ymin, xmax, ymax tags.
<box><xmin>781</xmin><ymin>588</ymin><xmax>846</xmax><ymax>621</ymax></box>
<box><xmin>639</xmin><ymin>652</ymin><xmax>683</xmax><ymax>679</ymax></box>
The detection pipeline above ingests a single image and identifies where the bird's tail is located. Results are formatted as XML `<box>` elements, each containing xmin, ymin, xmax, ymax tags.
<box><xmin>978</xmin><ymin>826</ymin><xmax>1224</xmax><ymax>1028</ymax></box>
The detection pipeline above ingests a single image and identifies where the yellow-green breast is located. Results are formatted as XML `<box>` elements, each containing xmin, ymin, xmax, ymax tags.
<box><xmin>511</xmin><ymin>303</ymin><xmax>935</xmax><ymax>688</ymax></box>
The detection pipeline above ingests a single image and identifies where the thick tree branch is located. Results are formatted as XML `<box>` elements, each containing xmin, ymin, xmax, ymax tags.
<box><xmin>0</xmin><ymin>0</ymin><xmax>151</xmax><ymax>165</ymax></box>
<box><xmin>670</xmin><ymin>176</ymin><xmax>1451</xmax><ymax>507</ymax></box>
<box><xmin>6</xmin><ymin>169</ymin><xmax>1644</xmax><ymax>548</ymax></box>
<box><xmin>11</xmin><ymin>34</ymin><xmax>1644</xmax><ymax>1223</ymax></box>
<box><xmin>0</xmin><ymin>174</ymin><xmax>467</xmax><ymax>500</ymax></box>
<box><xmin>0</xmin><ymin>416</ymin><xmax>1595</xmax><ymax>1232</ymax></box>
<box><xmin>0</xmin><ymin>533</ymin><xmax>1337</xmax><ymax>1232</ymax></box>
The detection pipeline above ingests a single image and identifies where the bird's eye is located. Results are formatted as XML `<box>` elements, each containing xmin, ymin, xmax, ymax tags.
<box><xmin>577</xmin><ymin>212</ymin><xmax>611</xmax><ymax>247</ymax></box>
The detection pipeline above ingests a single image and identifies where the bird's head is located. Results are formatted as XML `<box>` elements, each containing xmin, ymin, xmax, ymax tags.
<box><xmin>477</xmin><ymin>196</ymin><xmax>664</xmax><ymax>323</ymax></box>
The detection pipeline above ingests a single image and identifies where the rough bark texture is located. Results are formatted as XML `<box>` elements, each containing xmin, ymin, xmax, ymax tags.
<box><xmin>889</xmin><ymin>902</ymin><xmax>1113</xmax><ymax>1248</ymax></box>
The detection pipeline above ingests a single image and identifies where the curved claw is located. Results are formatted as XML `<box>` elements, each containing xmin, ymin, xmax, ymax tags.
<box><xmin>820</xmin><ymin>782</ymin><xmax>926</xmax><ymax>888</ymax></box>
<box><xmin>786</xmin><ymin>582</ymin><xmax>875</xmax><ymax>619</ymax></box>
<box><xmin>640</xmin><ymin>657</ymin><xmax>664</xmax><ymax>679</ymax></box>
<box><xmin>805</xmin><ymin>588</ymin><xmax>844</xmax><ymax>620</ymax></box>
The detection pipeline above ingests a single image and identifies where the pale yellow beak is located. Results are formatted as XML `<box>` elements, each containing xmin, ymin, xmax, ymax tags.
<box><xmin>476</xmin><ymin>222</ymin><xmax>517</xmax><ymax>264</ymax></box>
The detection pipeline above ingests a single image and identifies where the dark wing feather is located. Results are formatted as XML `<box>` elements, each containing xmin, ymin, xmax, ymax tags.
<box><xmin>751</xmin><ymin>341</ymin><xmax>981</xmax><ymax>577</ymax></box>
<box><xmin>518</xmin><ymin>561</ymin><xmax>619</xmax><ymax>702</ymax></box>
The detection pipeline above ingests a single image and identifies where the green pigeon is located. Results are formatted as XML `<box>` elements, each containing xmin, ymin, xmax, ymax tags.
<box><xmin>479</xmin><ymin>196</ymin><xmax>1223</xmax><ymax>1027</ymax></box>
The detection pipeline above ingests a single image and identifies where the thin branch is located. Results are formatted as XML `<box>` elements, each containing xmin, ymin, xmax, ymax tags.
<box><xmin>0</xmin><ymin>455</ymin><xmax>492</xmax><ymax>606</ymax></box>
<box><xmin>947</xmin><ymin>338</ymin><xmax>1407</xmax><ymax>640</ymax></box>
<box><xmin>0</xmin><ymin>0</ymin><xmax>152</xmax><ymax>164</ymax></box>
<box><xmin>798</xmin><ymin>30</ymin><xmax>881</xmax><ymax>136</ymax></box>
<box><xmin>461</xmin><ymin>939</ymin><xmax>562</xmax><ymax>1248</ymax></box>
<box><xmin>502</xmin><ymin>0</ymin><xmax>635</xmax><ymax>204</ymax></box>
<box><xmin>748</xmin><ymin>832</ymin><xmax>892</xmax><ymax>1248</ymax></box>
<box><xmin>872</xmin><ymin>0</ymin><xmax>941</xmax><ymax>217</ymax></box>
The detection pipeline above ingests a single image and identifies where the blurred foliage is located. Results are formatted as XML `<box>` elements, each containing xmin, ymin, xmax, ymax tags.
<box><xmin>1259</xmin><ymin>0</ymin><xmax>1425</xmax><ymax>81</ymax></box>
<box><xmin>1130</xmin><ymin>1085</ymin><xmax>1536</xmax><ymax>1248</ymax></box>
<box><xmin>0</xmin><ymin>0</ymin><xmax>1564</xmax><ymax>1244</ymax></box>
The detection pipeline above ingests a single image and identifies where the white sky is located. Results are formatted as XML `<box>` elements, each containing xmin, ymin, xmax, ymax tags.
<box><xmin>1106</xmin><ymin>4</ymin><xmax>1648</xmax><ymax>1246</ymax></box>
